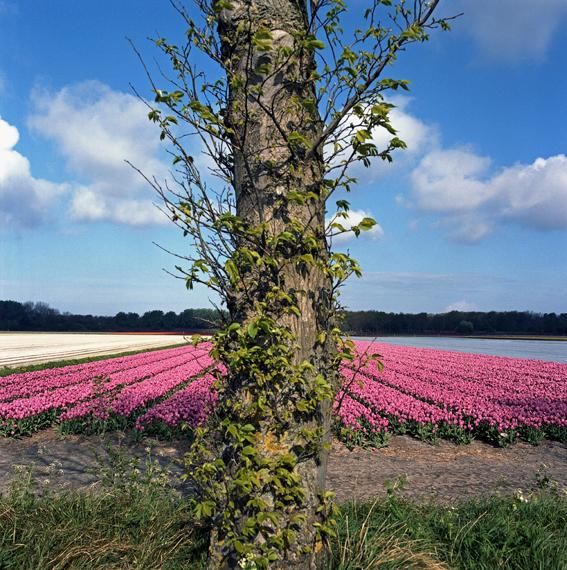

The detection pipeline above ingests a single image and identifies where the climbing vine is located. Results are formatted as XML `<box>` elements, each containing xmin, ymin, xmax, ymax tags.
<box><xmin>137</xmin><ymin>0</ymin><xmax>453</xmax><ymax>567</ymax></box>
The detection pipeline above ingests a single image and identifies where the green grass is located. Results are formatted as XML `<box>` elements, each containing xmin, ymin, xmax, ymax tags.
<box><xmin>330</xmin><ymin>491</ymin><xmax>567</xmax><ymax>569</ymax></box>
<box><xmin>0</xmin><ymin>467</ymin><xmax>208</xmax><ymax>570</ymax></box>
<box><xmin>0</xmin><ymin>343</ymin><xmax>188</xmax><ymax>378</ymax></box>
<box><xmin>1</xmin><ymin>468</ymin><xmax>565</xmax><ymax>570</ymax></box>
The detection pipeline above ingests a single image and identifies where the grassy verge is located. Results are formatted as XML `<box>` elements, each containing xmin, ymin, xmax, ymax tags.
<box><xmin>0</xmin><ymin>343</ymin><xmax>189</xmax><ymax>378</ymax></box>
<box><xmin>0</xmin><ymin>474</ymin><xmax>206</xmax><ymax>569</ymax></box>
<box><xmin>1</xmin><ymin>468</ymin><xmax>565</xmax><ymax>569</ymax></box>
<box><xmin>330</xmin><ymin>490</ymin><xmax>567</xmax><ymax>569</ymax></box>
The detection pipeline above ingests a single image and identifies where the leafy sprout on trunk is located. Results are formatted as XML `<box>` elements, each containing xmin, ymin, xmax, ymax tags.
<box><xmin>134</xmin><ymin>0</ymin><xmax>453</xmax><ymax>568</ymax></box>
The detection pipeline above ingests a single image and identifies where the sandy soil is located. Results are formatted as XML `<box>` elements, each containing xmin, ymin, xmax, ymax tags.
<box><xmin>1</xmin><ymin>431</ymin><xmax>564</xmax><ymax>503</ymax></box>
<box><xmin>327</xmin><ymin>437</ymin><xmax>566</xmax><ymax>502</ymax></box>
<box><xmin>0</xmin><ymin>333</ymin><xmax>190</xmax><ymax>368</ymax></box>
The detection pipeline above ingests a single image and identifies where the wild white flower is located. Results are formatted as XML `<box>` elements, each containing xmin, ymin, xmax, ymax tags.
<box><xmin>238</xmin><ymin>553</ymin><xmax>257</xmax><ymax>569</ymax></box>
<box><xmin>514</xmin><ymin>489</ymin><xmax>530</xmax><ymax>503</ymax></box>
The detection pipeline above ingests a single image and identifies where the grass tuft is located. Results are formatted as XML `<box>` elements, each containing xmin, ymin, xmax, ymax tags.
<box><xmin>0</xmin><ymin>465</ymin><xmax>207</xmax><ymax>570</ymax></box>
<box><xmin>331</xmin><ymin>489</ymin><xmax>567</xmax><ymax>570</ymax></box>
<box><xmin>328</xmin><ymin>500</ymin><xmax>448</xmax><ymax>569</ymax></box>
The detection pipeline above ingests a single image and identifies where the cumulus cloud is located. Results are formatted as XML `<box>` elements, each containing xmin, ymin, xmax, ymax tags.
<box><xmin>28</xmin><ymin>81</ymin><xmax>169</xmax><ymax>226</ymax></box>
<box><xmin>492</xmin><ymin>155</ymin><xmax>567</xmax><ymax>228</ymax></box>
<box><xmin>456</xmin><ymin>0</ymin><xmax>567</xmax><ymax>62</ymax></box>
<box><xmin>370</xmin><ymin>97</ymin><xmax>434</xmax><ymax>158</ymax></box>
<box><xmin>327</xmin><ymin>208</ymin><xmax>384</xmax><ymax>245</ymax></box>
<box><xmin>411</xmin><ymin>149</ymin><xmax>495</xmax><ymax>212</ymax></box>
<box><xmin>329</xmin><ymin>97</ymin><xmax>436</xmax><ymax>180</ymax></box>
<box><xmin>0</xmin><ymin>117</ymin><xmax>68</xmax><ymax>228</ymax></box>
<box><xmin>411</xmin><ymin>149</ymin><xmax>567</xmax><ymax>241</ymax></box>
<box><xmin>327</xmin><ymin>96</ymin><xmax>567</xmax><ymax>243</ymax></box>
<box><xmin>69</xmin><ymin>187</ymin><xmax>168</xmax><ymax>225</ymax></box>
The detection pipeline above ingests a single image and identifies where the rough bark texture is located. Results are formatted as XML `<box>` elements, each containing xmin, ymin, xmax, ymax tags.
<box><xmin>210</xmin><ymin>1</ymin><xmax>337</xmax><ymax>568</ymax></box>
<box><xmin>219</xmin><ymin>0</ymin><xmax>329</xmax><ymax>356</ymax></box>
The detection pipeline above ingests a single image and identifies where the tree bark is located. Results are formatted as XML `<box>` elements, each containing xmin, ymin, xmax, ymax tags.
<box><xmin>210</xmin><ymin>1</ymin><xmax>337</xmax><ymax>568</ymax></box>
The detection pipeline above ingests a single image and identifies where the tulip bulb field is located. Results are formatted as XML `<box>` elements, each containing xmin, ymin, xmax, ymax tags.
<box><xmin>1</xmin><ymin>341</ymin><xmax>565</xmax><ymax>446</ymax></box>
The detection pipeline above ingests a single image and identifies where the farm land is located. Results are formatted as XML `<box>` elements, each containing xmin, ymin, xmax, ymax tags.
<box><xmin>1</xmin><ymin>338</ymin><xmax>565</xmax><ymax>568</ymax></box>
<box><xmin>0</xmin><ymin>332</ymin><xmax>189</xmax><ymax>369</ymax></box>
<box><xmin>1</xmin><ymin>341</ymin><xmax>565</xmax><ymax>447</ymax></box>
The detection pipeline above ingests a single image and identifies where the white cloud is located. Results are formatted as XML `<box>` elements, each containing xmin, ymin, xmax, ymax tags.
<box><xmin>327</xmin><ymin>208</ymin><xmax>384</xmax><ymax>245</ymax></box>
<box><xmin>328</xmin><ymin>96</ymin><xmax>567</xmax><ymax>243</ymax></box>
<box><xmin>445</xmin><ymin>300</ymin><xmax>477</xmax><ymax>312</ymax></box>
<box><xmin>437</xmin><ymin>215</ymin><xmax>494</xmax><ymax>244</ymax></box>
<box><xmin>330</xmin><ymin>97</ymin><xmax>436</xmax><ymax>180</ymax></box>
<box><xmin>456</xmin><ymin>0</ymin><xmax>567</xmax><ymax>62</ymax></box>
<box><xmin>411</xmin><ymin>149</ymin><xmax>567</xmax><ymax>241</ymax></box>
<box><xmin>492</xmin><ymin>155</ymin><xmax>567</xmax><ymax>229</ymax></box>
<box><xmin>28</xmin><ymin>81</ymin><xmax>169</xmax><ymax>226</ymax></box>
<box><xmin>69</xmin><ymin>187</ymin><xmax>167</xmax><ymax>225</ymax></box>
<box><xmin>0</xmin><ymin>117</ymin><xmax>68</xmax><ymax>228</ymax></box>
<box><xmin>69</xmin><ymin>187</ymin><xmax>106</xmax><ymax>221</ymax></box>
<box><xmin>0</xmin><ymin>117</ymin><xmax>18</xmax><ymax>149</ymax></box>
<box><xmin>411</xmin><ymin>149</ymin><xmax>495</xmax><ymax>212</ymax></box>
<box><xmin>371</xmin><ymin>97</ymin><xmax>434</xmax><ymax>158</ymax></box>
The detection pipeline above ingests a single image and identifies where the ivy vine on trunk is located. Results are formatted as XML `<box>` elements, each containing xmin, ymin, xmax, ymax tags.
<box><xmin>137</xmin><ymin>1</ymin><xmax>452</xmax><ymax>567</ymax></box>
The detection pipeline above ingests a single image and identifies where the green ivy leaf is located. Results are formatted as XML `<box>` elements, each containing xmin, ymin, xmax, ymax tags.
<box><xmin>358</xmin><ymin>217</ymin><xmax>377</xmax><ymax>231</ymax></box>
<box><xmin>247</xmin><ymin>322</ymin><xmax>259</xmax><ymax>339</ymax></box>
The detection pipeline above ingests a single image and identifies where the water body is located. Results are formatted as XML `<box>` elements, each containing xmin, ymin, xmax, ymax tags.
<box><xmin>353</xmin><ymin>336</ymin><xmax>567</xmax><ymax>364</ymax></box>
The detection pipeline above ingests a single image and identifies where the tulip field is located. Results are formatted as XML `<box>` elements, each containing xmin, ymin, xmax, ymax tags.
<box><xmin>0</xmin><ymin>341</ymin><xmax>565</xmax><ymax>446</ymax></box>
<box><xmin>339</xmin><ymin>341</ymin><xmax>566</xmax><ymax>446</ymax></box>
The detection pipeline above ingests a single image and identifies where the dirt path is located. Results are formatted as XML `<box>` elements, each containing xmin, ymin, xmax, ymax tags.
<box><xmin>0</xmin><ymin>430</ymin><xmax>565</xmax><ymax>502</ymax></box>
<box><xmin>328</xmin><ymin>437</ymin><xmax>566</xmax><ymax>502</ymax></box>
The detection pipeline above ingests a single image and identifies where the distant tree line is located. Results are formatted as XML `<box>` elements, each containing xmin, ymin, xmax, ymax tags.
<box><xmin>343</xmin><ymin>310</ymin><xmax>567</xmax><ymax>336</ymax></box>
<box><xmin>1</xmin><ymin>300</ymin><xmax>567</xmax><ymax>336</ymax></box>
<box><xmin>0</xmin><ymin>300</ymin><xmax>219</xmax><ymax>333</ymax></box>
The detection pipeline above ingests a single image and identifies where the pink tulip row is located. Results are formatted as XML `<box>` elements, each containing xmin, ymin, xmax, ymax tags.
<box><xmin>0</xmin><ymin>344</ymin><xmax>194</xmax><ymax>388</ymax></box>
<box><xmin>135</xmin><ymin>374</ymin><xmax>218</xmax><ymax>431</ymax></box>
<box><xmin>129</xmin><ymin>343</ymin><xmax>564</xmax><ymax>445</ymax></box>
<box><xmin>0</xmin><ymin>349</ymin><xmax>209</xmax><ymax>421</ymax></box>
<box><xmin>1</xmin><ymin>341</ymin><xmax>565</xmax><ymax>446</ymax></box>
<box><xmin>340</xmin><ymin>365</ymin><xmax>462</xmax><ymax>427</ymax></box>
<box><xmin>343</xmin><ymin>341</ymin><xmax>566</xmax><ymax>443</ymax></box>
<box><xmin>333</xmin><ymin>392</ymin><xmax>390</xmax><ymax>432</ymax></box>
<box><xmin>366</xmin><ymin>343</ymin><xmax>566</xmax><ymax>395</ymax></box>
<box><xmin>0</xmin><ymin>344</ymin><xmax>209</xmax><ymax>403</ymax></box>
<box><xmin>0</xmin><ymin>345</ymin><xmax>211</xmax><ymax>434</ymax></box>
<box><xmin>60</xmin><ymin>354</ymin><xmax>214</xmax><ymax>424</ymax></box>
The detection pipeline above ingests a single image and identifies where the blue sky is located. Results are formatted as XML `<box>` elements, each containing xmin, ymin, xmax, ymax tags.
<box><xmin>1</xmin><ymin>0</ymin><xmax>566</xmax><ymax>316</ymax></box>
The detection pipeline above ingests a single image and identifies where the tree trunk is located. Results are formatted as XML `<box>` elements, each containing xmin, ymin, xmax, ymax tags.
<box><xmin>209</xmin><ymin>1</ymin><xmax>337</xmax><ymax>568</ymax></box>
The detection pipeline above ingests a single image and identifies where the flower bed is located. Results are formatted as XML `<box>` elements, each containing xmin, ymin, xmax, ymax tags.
<box><xmin>1</xmin><ymin>341</ymin><xmax>565</xmax><ymax>445</ymax></box>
